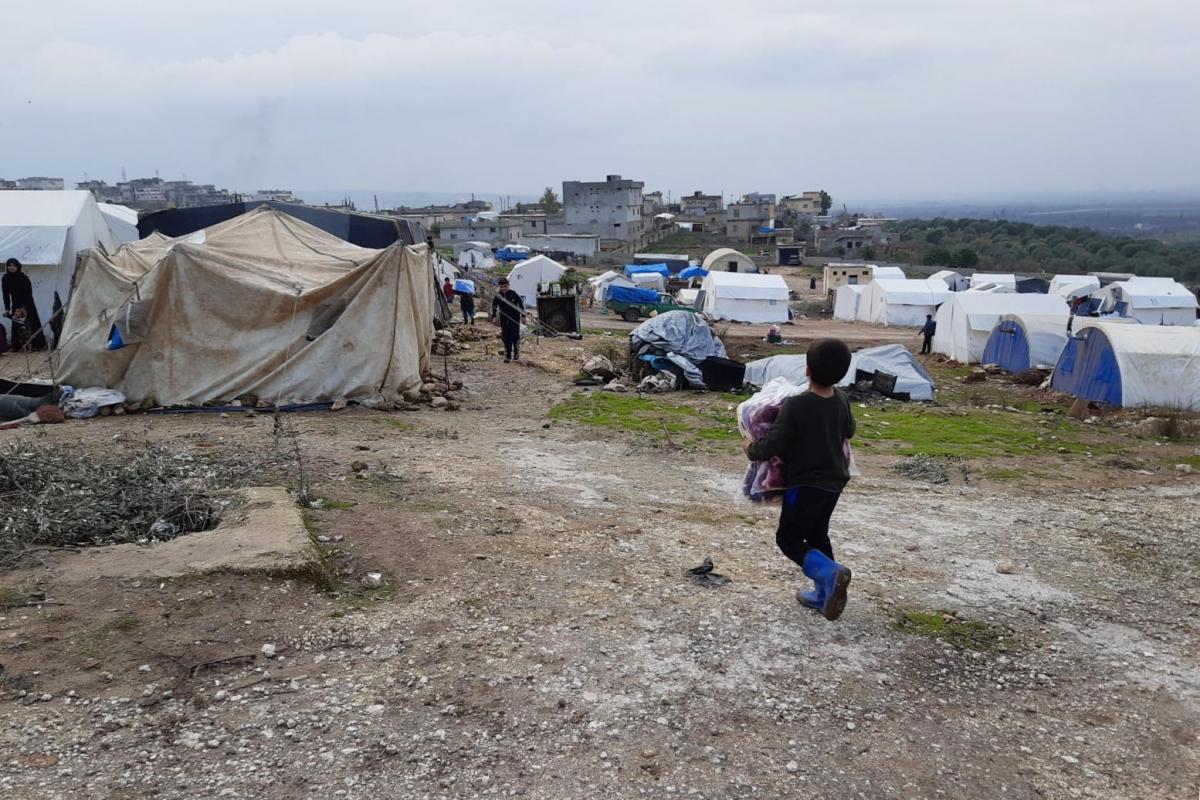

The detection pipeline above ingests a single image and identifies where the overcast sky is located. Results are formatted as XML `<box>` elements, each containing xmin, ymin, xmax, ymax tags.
<box><xmin>3</xmin><ymin>0</ymin><xmax>1198</xmax><ymax>205</ymax></box>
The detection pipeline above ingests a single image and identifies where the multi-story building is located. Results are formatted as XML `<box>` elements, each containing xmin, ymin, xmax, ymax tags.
<box><xmin>2</xmin><ymin>176</ymin><xmax>65</xmax><ymax>190</ymax></box>
<box><xmin>680</xmin><ymin>191</ymin><xmax>723</xmax><ymax>218</ymax></box>
<box><xmin>642</xmin><ymin>191</ymin><xmax>664</xmax><ymax>217</ymax></box>
<box><xmin>561</xmin><ymin>174</ymin><xmax>644</xmax><ymax>243</ymax></box>
<box><xmin>780</xmin><ymin>191</ymin><xmax>826</xmax><ymax>217</ymax></box>
<box><xmin>725</xmin><ymin>196</ymin><xmax>776</xmax><ymax>241</ymax></box>
<box><xmin>742</xmin><ymin>192</ymin><xmax>776</xmax><ymax>206</ymax></box>
<box><xmin>437</xmin><ymin>217</ymin><xmax>526</xmax><ymax>246</ymax></box>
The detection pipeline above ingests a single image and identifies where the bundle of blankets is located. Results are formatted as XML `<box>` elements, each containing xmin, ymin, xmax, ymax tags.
<box><xmin>736</xmin><ymin>377</ymin><xmax>857</xmax><ymax>503</ymax></box>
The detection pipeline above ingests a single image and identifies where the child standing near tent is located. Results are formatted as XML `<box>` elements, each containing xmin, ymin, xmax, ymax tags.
<box><xmin>919</xmin><ymin>314</ymin><xmax>936</xmax><ymax>355</ymax></box>
<box><xmin>490</xmin><ymin>278</ymin><xmax>525</xmax><ymax>363</ymax></box>
<box><xmin>742</xmin><ymin>338</ymin><xmax>856</xmax><ymax>621</ymax></box>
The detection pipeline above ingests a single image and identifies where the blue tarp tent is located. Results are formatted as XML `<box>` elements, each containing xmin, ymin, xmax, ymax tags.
<box><xmin>624</xmin><ymin>262</ymin><xmax>669</xmax><ymax>278</ymax></box>
<box><xmin>982</xmin><ymin>313</ymin><xmax>1069</xmax><ymax>372</ymax></box>
<box><xmin>1051</xmin><ymin>326</ymin><xmax>1124</xmax><ymax>406</ymax></box>
<box><xmin>982</xmin><ymin>319</ymin><xmax>1032</xmax><ymax>373</ymax></box>
<box><xmin>609</xmin><ymin>285</ymin><xmax>660</xmax><ymax>305</ymax></box>
<box><xmin>679</xmin><ymin>265</ymin><xmax>708</xmax><ymax>281</ymax></box>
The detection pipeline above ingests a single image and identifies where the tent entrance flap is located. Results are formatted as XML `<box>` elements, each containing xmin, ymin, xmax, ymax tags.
<box><xmin>107</xmin><ymin>298</ymin><xmax>152</xmax><ymax>350</ymax></box>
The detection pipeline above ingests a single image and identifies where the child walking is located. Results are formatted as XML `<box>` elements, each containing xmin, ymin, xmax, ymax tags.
<box><xmin>742</xmin><ymin>338</ymin><xmax>856</xmax><ymax>621</ymax></box>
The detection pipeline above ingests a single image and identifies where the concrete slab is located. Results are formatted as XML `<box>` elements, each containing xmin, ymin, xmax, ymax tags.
<box><xmin>40</xmin><ymin>486</ymin><xmax>316</xmax><ymax>582</ymax></box>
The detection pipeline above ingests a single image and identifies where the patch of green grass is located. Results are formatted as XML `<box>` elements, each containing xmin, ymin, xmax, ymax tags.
<box><xmin>893</xmin><ymin>610</ymin><xmax>1014</xmax><ymax>651</ymax></box>
<box><xmin>318</xmin><ymin>499</ymin><xmax>356</xmax><ymax>510</ymax></box>
<box><xmin>109</xmin><ymin>613</ymin><xmax>142</xmax><ymax>632</ymax></box>
<box><xmin>341</xmin><ymin>582</ymin><xmax>398</xmax><ymax>611</ymax></box>
<box><xmin>549</xmin><ymin>392</ymin><xmax>739</xmax><ymax>448</ymax></box>
<box><xmin>0</xmin><ymin>586</ymin><xmax>25</xmax><ymax>608</ymax></box>
<box><xmin>856</xmin><ymin>406</ymin><xmax>1104</xmax><ymax>458</ymax></box>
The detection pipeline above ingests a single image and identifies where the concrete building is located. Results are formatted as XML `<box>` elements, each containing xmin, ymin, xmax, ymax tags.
<box><xmin>438</xmin><ymin>217</ymin><xmax>525</xmax><ymax>246</ymax></box>
<box><xmin>742</xmin><ymin>192</ymin><xmax>776</xmax><ymax>205</ymax></box>
<box><xmin>249</xmin><ymin>190</ymin><xmax>297</xmax><ymax>203</ymax></box>
<box><xmin>780</xmin><ymin>191</ymin><xmax>825</xmax><ymax>216</ymax></box>
<box><xmin>5</xmin><ymin>176</ymin><xmax>66</xmax><ymax>190</ymax></box>
<box><xmin>562</xmin><ymin>174</ymin><xmax>645</xmax><ymax>244</ymax></box>
<box><xmin>500</xmin><ymin>213</ymin><xmax>549</xmax><ymax>236</ymax></box>
<box><xmin>680</xmin><ymin>191</ymin><xmax>723</xmax><ymax>218</ymax></box>
<box><xmin>522</xmin><ymin>233</ymin><xmax>600</xmax><ymax>259</ymax></box>
<box><xmin>77</xmin><ymin>177</ymin><xmax>238</xmax><ymax>210</ymax></box>
<box><xmin>642</xmin><ymin>191</ymin><xmax>664</xmax><ymax>217</ymax></box>
<box><xmin>818</xmin><ymin>226</ymin><xmax>892</xmax><ymax>255</ymax></box>
<box><xmin>725</xmin><ymin>199</ymin><xmax>776</xmax><ymax>242</ymax></box>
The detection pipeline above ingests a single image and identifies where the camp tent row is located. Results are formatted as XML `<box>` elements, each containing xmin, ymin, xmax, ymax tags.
<box><xmin>1051</xmin><ymin>319</ymin><xmax>1200</xmax><ymax>411</ymax></box>
<box><xmin>1089</xmin><ymin>277</ymin><xmax>1197</xmax><ymax>326</ymax></box>
<box><xmin>0</xmin><ymin>190</ymin><xmax>139</xmax><ymax>345</ymax></box>
<box><xmin>933</xmin><ymin>292</ymin><xmax>1069</xmax><ymax>363</ymax></box>
<box><xmin>700</xmin><ymin>272</ymin><xmax>790</xmax><ymax>323</ymax></box>
<box><xmin>856</xmin><ymin>279</ymin><xmax>952</xmax><ymax>327</ymax></box>
<box><xmin>507</xmin><ymin>254</ymin><xmax>567</xmax><ymax>308</ymax></box>
<box><xmin>56</xmin><ymin>207</ymin><xmax>435</xmax><ymax>406</ymax></box>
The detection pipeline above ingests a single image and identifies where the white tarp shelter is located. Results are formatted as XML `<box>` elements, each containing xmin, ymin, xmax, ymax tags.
<box><xmin>744</xmin><ymin>344</ymin><xmax>935</xmax><ymax>401</ymax></box>
<box><xmin>435</xmin><ymin>257</ymin><xmax>460</xmax><ymax>285</ymax></box>
<box><xmin>1090</xmin><ymin>277</ymin><xmax>1197</xmax><ymax>326</ymax></box>
<box><xmin>675</xmin><ymin>288</ymin><xmax>700</xmax><ymax>307</ymax></box>
<box><xmin>630</xmin><ymin>271</ymin><xmax>666</xmax><ymax>291</ymax></box>
<box><xmin>870</xmin><ymin>265</ymin><xmax>906</xmax><ymax>280</ymax></box>
<box><xmin>928</xmin><ymin>269</ymin><xmax>969</xmax><ymax>291</ymax></box>
<box><xmin>700</xmin><ymin>271</ymin><xmax>789</xmax><ymax>323</ymax></box>
<box><xmin>969</xmin><ymin>272</ymin><xmax>1016</xmax><ymax>292</ymax></box>
<box><xmin>588</xmin><ymin>270</ymin><xmax>636</xmax><ymax>302</ymax></box>
<box><xmin>856</xmin><ymin>279</ymin><xmax>952</xmax><ymax>327</ymax></box>
<box><xmin>933</xmin><ymin>292</ymin><xmax>1068</xmax><ymax>363</ymax></box>
<box><xmin>832</xmin><ymin>284</ymin><xmax>864</xmax><ymax>321</ymax></box>
<box><xmin>1049</xmin><ymin>274</ymin><xmax>1101</xmax><ymax>299</ymax></box>
<box><xmin>507</xmin><ymin>254</ymin><xmax>566</xmax><ymax>307</ymax></box>
<box><xmin>1051</xmin><ymin>319</ymin><xmax>1200</xmax><ymax>410</ymax></box>
<box><xmin>456</xmin><ymin>248</ymin><xmax>494</xmax><ymax>271</ymax></box>
<box><xmin>701</xmin><ymin>248</ymin><xmax>758</xmax><ymax>273</ymax></box>
<box><xmin>982</xmin><ymin>311</ymin><xmax>1071</xmax><ymax>371</ymax></box>
<box><xmin>56</xmin><ymin>207</ymin><xmax>434</xmax><ymax>405</ymax></box>
<box><xmin>0</xmin><ymin>190</ymin><xmax>137</xmax><ymax>344</ymax></box>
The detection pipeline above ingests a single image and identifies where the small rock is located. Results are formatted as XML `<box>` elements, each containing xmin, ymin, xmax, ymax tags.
<box><xmin>366</xmin><ymin>704</ymin><xmax>386</xmax><ymax>716</ymax></box>
<box><xmin>786</xmin><ymin>761</ymin><xmax>799</xmax><ymax>773</ymax></box>
<box><xmin>995</xmin><ymin>561</ymin><xmax>1017</xmax><ymax>575</ymax></box>
<box><xmin>430</xmin><ymin>397</ymin><xmax>449</xmax><ymax>409</ymax></box>
<box><xmin>1175</xmin><ymin>464</ymin><xmax>1194</xmax><ymax>475</ymax></box>
<box><xmin>331</xmin><ymin>397</ymin><xmax>348</xmax><ymax>411</ymax></box>
<box><xmin>361</xmin><ymin>572</ymin><xmax>383</xmax><ymax>589</ymax></box>
<box><xmin>261</xmin><ymin>643</ymin><xmax>277</xmax><ymax>658</ymax></box>
<box><xmin>600</xmin><ymin>382</ymin><xmax>628</xmax><ymax>393</ymax></box>
<box><xmin>350</xmin><ymin>460</ymin><xmax>369</xmax><ymax>473</ymax></box>
<box><xmin>1062</xmin><ymin>754</ymin><xmax>1080</xmax><ymax>764</ymax></box>
<box><xmin>137</xmin><ymin>664</ymin><xmax>151</xmax><ymax>673</ymax></box>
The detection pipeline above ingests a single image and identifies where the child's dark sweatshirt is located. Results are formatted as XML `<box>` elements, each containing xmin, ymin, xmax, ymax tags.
<box><xmin>746</xmin><ymin>389</ymin><xmax>856</xmax><ymax>490</ymax></box>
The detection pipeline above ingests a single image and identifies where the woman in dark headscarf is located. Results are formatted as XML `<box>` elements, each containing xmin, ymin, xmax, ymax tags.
<box><xmin>2</xmin><ymin>258</ymin><xmax>47</xmax><ymax>351</ymax></box>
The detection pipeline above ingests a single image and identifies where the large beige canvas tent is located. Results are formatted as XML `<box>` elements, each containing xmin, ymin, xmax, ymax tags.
<box><xmin>57</xmin><ymin>207</ymin><xmax>435</xmax><ymax>405</ymax></box>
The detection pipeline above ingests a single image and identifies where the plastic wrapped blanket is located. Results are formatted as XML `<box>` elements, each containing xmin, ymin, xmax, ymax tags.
<box><xmin>737</xmin><ymin>378</ymin><xmax>858</xmax><ymax>503</ymax></box>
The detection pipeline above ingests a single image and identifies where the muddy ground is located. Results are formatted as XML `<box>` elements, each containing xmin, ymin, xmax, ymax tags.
<box><xmin>1</xmin><ymin>324</ymin><xmax>1198</xmax><ymax>800</ymax></box>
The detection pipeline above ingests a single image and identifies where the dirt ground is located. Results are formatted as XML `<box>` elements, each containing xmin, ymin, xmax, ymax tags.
<box><xmin>1</xmin><ymin>324</ymin><xmax>1198</xmax><ymax>800</ymax></box>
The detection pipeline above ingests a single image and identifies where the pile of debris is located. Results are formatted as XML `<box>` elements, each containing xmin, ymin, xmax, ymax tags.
<box><xmin>401</xmin><ymin>377</ymin><xmax>464</xmax><ymax>411</ymax></box>
<box><xmin>0</xmin><ymin>442</ymin><xmax>275</xmax><ymax>570</ymax></box>
<box><xmin>451</xmin><ymin>325</ymin><xmax>493</xmax><ymax>343</ymax></box>
<box><xmin>890</xmin><ymin>454</ymin><xmax>969</xmax><ymax>485</ymax></box>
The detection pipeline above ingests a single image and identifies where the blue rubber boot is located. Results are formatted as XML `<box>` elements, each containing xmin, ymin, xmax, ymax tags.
<box><xmin>801</xmin><ymin>549</ymin><xmax>852</xmax><ymax>621</ymax></box>
<box><xmin>796</xmin><ymin>583</ymin><xmax>824</xmax><ymax>610</ymax></box>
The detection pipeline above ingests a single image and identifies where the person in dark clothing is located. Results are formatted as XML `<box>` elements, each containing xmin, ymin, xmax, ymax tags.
<box><xmin>919</xmin><ymin>314</ymin><xmax>936</xmax><ymax>355</ymax></box>
<box><xmin>743</xmin><ymin>338</ymin><xmax>856</xmax><ymax>621</ymax></box>
<box><xmin>3</xmin><ymin>258</ymin><xmax>47</xmax><ymax>351</ymax></box>
<box><xmin>459</xmin><ymin>290</ymin><xmax>476</xmax><ymax>325</ymax></box>
<box><xmin>490</xmin><ymin>278</ymin><xmax>525</xmax><ymax>363</ymax></box>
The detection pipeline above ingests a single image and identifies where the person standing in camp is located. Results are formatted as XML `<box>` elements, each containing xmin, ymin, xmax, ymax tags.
<box><xmin>460</xmin><ymin>288</ymin><xmax>476</xmax><ymax>326</ymax></box>
<box><xmin>3</xmin><ymin>258</ymin><xmax>47</xmax><ymax>351</ymax></box>
<box><xmin>919</xmin><ymin>314</ymin><xmax>936</xmax><ymax>355</ymax></box>
<box><xmin>741</xmin><ymin>338</ymin><xmax>856</xmax><ymax>621</ymax></box>
<box><xmin>442</xmin><ymin>277</ymin><xmax>456</xmax><ymax>304</ymax></box>
<box><xmin>490</xmin><ymin>277</ymin><xmax>524</xmax><ymax>363</ymax></box>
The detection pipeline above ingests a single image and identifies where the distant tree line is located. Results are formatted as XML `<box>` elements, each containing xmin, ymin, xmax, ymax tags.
<box><xmin>883</xmin><ymin>218</ymin><xmax>1200</xmax><ymax>284</ymax></box>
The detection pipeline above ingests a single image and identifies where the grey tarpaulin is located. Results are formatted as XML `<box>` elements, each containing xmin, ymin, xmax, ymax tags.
<box><xmin>743</xmin><ymin>344</ymin><xmax>935</xmax><ymax>400</ymax></box>
<box><xmin>629</xmin><ymin>311</ymin><xmax>728</xmax><ymax>363</ymax></box>
<box><xmin>629</xmin><ymin>311</ymin><xmax>728</xmax><ymax>390</ymax></box>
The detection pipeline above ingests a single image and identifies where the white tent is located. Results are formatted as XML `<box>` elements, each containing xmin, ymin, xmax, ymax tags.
<box><xmin>982</xmin><ymin>312</ymin><xmax>1071</xmax><ymax>371</ymax></box>
<box><xmin>56</xmin><ymin>207</ymin><xmax>434</xmax><ymax>405</ymax></box>
<box><xmin>507</xmin><ymin>254</ymin><xmax>566</xmax><ymax>307</ymax></box>
<box><xmin>701</xmin><ymin>247</ymin><xmax>758</xmax><ymax>273</ymax></box>
<box><xmin>98</xmin><ymin>203</ymin><xmax>140</xmax><ymax>244</ymax></box>
<box><xmin>630</xmin><ymin>271</ymin><xmax>666</xmax><ymax>291</ymax></box>
<box><xmin>856</xmin><ymin>279</ymin><xmax>952</xmax><ymax>327</ymax></box>
<box><xmin>928</xmin><ymin>269</ymin><xmax>969</xmax><ymax>291</ymax></box>
<box><xmin>700</xmin><ymin>271</ymin><xmax>789</xmax><ymax>323</ymax></box>
<box><xmin>0</xmin><ymin>190</ymin><xmax>137</xmax><ymax>344</ymax></box>
<box><xmin>589</xmin><ymin>270</ymin><xmax>636</xmax><ymax>302</ymax></box>
<box><xmin>933</xmin><ymin>292</ymin><xmax>1068</xmax><ymax>363</ymax></box>
<box><xmin>1049</xmin><ymin>274</ymin><xmax>1100</xmax><ymax>299</ymax></box>
<box><xmin>456</xmin><ymin>248</ymin><xmax>494</xmax><ymax>270</ymax></box>
<box><xmin>870</xmin><ymin>265</ymin><xmax>906</xmax><ymax>280</ymax></box>
<box><xmin>969</xmin><ymin>272</ymin><xmax>1016</xmax><ymax>292</ymax></box>
<box><xmin>832</xmin><ymin>284</ymin><xmax>864</xmax><ymax>321</ymax></box>
<box><xmin>434</xmin><ymin>257</ymin><xmax>460</xmax><ymax>285</ymax></box>
<box><xmin>1091</xmin><ymin>277</ymin><xmax>1197</xmax><ymax>326</ymax></box>
<box><xmin>675</xmin><ymin>288</ymin><xmax>700</xmax><ymax>307</ymax></box>
<box><xmin>1052</xmin><ymin>319</ymin><xmax>1200</xmax><ymax>411</ymax></box>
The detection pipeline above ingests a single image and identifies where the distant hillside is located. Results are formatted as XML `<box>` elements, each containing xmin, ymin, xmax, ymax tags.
<box><xmin>882</xmin><ymin>218</ymin><xmax>1200</xmax><ymax>283</ymax></box>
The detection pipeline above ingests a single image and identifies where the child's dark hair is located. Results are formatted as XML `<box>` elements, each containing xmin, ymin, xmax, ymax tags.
<box><xmin>807</xmin><ymin>338</ymin><xmax>852</xmax><ymax>387</ymax></box>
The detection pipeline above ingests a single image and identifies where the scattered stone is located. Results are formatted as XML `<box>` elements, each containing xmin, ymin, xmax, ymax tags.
<box><xmin>137</xmin><ymin>664</ymin><xmax>151</xmax><ymax>673</ymax></box>
<box><xmin>431</xmin><ymin>397</ymin><xmax>449</xmax><ymax>409</ymax></box>
<box><xmin>261</xmin><ymin>643</ymin><xmax>277</xmax><ymax>658</ymax></box>
<box><xmin>350</xmin><ymin>460</ymin><xmax>369</xmax><ymax>473</ymax></box>
<box><xmin>361</xmin><ymin>572</ymin><xmax>383</xmax><ymax>589</ymax></box>
<box><xmin>600</xmin><ymin>382</ymin><xmax>628</xmax><ymax>393</ymax></box>
<box><xmin>1175</xmin><ymin>464</ymin><xmax>1194</xmax><ymax>475</ymax></box>
<box><xmin>786</xmin><ymin>761</ymin><xmax>799</xmax><ymax>773</ymax></box>
<box><xmin>582</xmin><ymin>355</ymin><xmax>618</xmax><ymax>381</ymax></box>
<box><xmin>996</xmin><ymin>561</ymin><xmax>1017</xmax><ymax>575</ymax></box>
